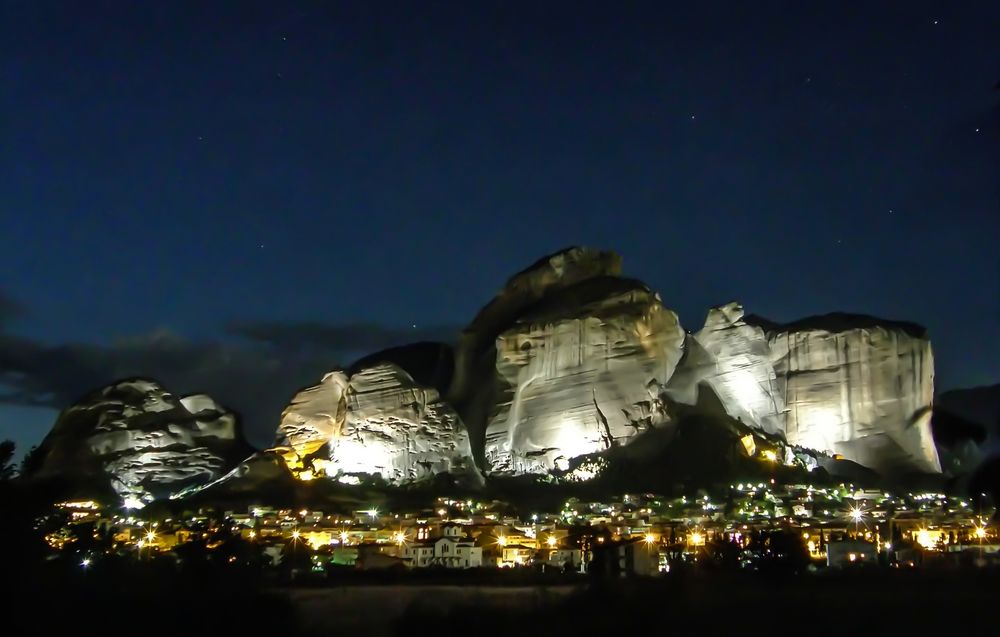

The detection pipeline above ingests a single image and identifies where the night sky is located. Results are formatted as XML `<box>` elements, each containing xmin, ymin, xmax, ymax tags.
<box><xmin>1</xmin><ymin>2</ymin><xmax>997</xmax><ymax>454</ymax></box>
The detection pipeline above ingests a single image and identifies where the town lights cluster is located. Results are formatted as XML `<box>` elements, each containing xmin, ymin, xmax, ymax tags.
<box><xmin>43</xmin><ymin>489</ymin><xmax>997</xmax><ymax>574</ymax></box>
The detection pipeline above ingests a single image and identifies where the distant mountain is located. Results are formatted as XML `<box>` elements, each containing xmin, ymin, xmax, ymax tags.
<box><xmin>937</xmin><ymin>384</ymin><xmax>1000</xmax><ymax>432</ymax></box>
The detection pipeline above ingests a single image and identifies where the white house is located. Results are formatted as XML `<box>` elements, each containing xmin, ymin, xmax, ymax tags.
<box><xmin>403</xmin><ymin>524</ymin><xmax>483</xmax><ymax>568</ymax></box>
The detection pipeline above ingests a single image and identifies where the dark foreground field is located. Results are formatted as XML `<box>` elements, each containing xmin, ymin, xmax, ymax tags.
<box><xmin>11</xmin><ymin>565</ymin><xmax>1000</xmax><ymax>636</ymax></box>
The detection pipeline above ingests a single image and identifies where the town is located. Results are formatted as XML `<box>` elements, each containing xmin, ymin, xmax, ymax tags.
<box><xmin>47</xmin><ymin>481</ymin><xmax>997</xmax><ymax>579</ymax></box>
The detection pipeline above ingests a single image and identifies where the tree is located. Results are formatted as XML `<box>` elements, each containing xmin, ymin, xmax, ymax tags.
<box><xmin>0</xmin><ymin>440</ymin><xmax>16</xmax><ymax>480</ymax></box>
<box><xmin>20</xmin><ymin>445</ymin><xmax>43</xmax><ymax>477</ymax></box>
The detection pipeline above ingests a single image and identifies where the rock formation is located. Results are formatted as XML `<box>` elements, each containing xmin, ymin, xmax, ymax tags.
<box><xmin>28</xmin><ymin>379</ymin><xmax>252</xmax><ymax>504</ymax></box>
<box><xmin>666</xmin><ymin>302</ymin><xmax>785</xmax><ymax>435</ymax></box>
<box><xmin>746</xmin><ymin>313</ymin><xmax>941</xmax><ymax>475</ymax></box>
<box><xmin>450</xmin><ymin>248</ymin><xmax>685</xmax><ymax>474</ymax></box>
<box><xmin>273</xmin><ymin>343</ymin><xmax>477</xmax><ymax>484</ymax></box>
<box><xmin>30</xmin><ymin>248</ymin><xmax>949</xmax><ymax>494</ymax></box>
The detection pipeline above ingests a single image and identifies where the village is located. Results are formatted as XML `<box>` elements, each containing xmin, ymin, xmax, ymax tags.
<box><xmin>47</xmin><ymin>481</ymin><xmax>998</xmax><ymax>578</ymax></box>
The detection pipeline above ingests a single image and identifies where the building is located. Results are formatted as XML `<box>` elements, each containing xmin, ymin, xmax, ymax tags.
<box><xmin>545</xmin><ymin>548</ymin><xmax>584</xmax><ymax>571</ymax></box>
<box><xmin>591</xmin><ymin>538</ymin><xmax>659</xmax><ymax>577</ymax></box>
<box><xmin>403</xmin><ymin>523</ymin><xmax>483</xmax><ymax>568</ymax></box>
<box><xmin>356</xmin><ymin>543</ymin><xmax>408</xmax><ymax>570</ymax></box>
<box><xmin>826</xmin><ymin>540</ymin><xmax>877</xmax><ymax>568</ymax></box>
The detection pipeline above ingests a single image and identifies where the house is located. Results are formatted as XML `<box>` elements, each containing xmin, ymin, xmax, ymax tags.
<box><xmin>403</xmin><ymin>524</ymin><xmax>483</xmax><ymax>568</ymax></box>
<box><xmin>545</xmin><ymin>548</ymin><xmax>584</xmax><ymax>572</ymax></box>
<box><xmin>826</xmin><ymin>540</ymin><xmax>877</xmax><ymax>568</ymax></box>
<box><xmin>356</xmin><ymin>543</ymin><xmax>409</xmax><ymax>570</ymax></box>
<box><xmin>499</xmin><ymin>545</ymin><xmax>535</xmax><ymax>567</ymax></box>
<box><xmin>590</xmin><ymin>538</ymin><xmax>659</xmax><ymax>577</ymax></box>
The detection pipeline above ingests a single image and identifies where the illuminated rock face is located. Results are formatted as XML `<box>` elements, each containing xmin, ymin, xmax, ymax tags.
<box><xmin>750</xmin><ymin>314</ymin><xmax>941</xmax><ymax>474</ymax></box>
<box><xmin>462</xmin><ymin>248</ymin><xmax>685</xmax><ymax>474</ymax></box>
<box><xmin>667</xmin><ymin>303</ymin><xmax>785</xmax><ymax>435</ymax></box>
<box><xmin>31</xmin><ymin>379</ymin><xmax>250</xmax><ymax>502</ymax></box>
<box><xmin>272</xmin><ymin>371</ymin><xmax>349</xmax><ymax>477</ymax></box>
<box><xmin>275</xmin><ymin>360</ymin><xmax>476</xmax><ymax>484</ymax></box>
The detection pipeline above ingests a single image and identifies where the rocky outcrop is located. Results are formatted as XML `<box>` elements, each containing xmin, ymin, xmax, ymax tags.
<box><xmin>29</xmin><ymin>379</ymin><xmax>252</xmax><ymax>504</ymax></box>
<box><xmin>747</xmin><ymin>313</ymin><xmax>941</xmax><ymax>475</ymax></box>
<box><xmin>453</xmin><ymin>248</ymin><xmax>685</xmax><ymax>474</ymax></box>
<box><xmin>667</xmin><ymin>302</ymin><xmax>785</xmax><ymax>435</ymax></box>
<box><xmin>274</xmin><ymin>344</ymin><xmax>477</xmax><ymax>484</ymax></box>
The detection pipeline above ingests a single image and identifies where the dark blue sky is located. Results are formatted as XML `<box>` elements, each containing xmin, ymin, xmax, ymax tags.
<box><xmin>1</xmin><ymin>2</ymin><xmax>998</xmax><ymax>453</ymax></box>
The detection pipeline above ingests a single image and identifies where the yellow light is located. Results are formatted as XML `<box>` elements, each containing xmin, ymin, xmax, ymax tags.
<box><xmin>690</xmin><ymin>532</ymin><xmax>704</xmax><ymax>546</ymax></box>
<box><xmin>848</xmin><ymin>553</ymin><xmax>857</xmax><ymax>562</ymax></box>
<box><xmin>496</xmin><ymin>535</ymin><xmax>507</xmax><ymax>547</ymax></box>
<box><xmin>916</xmin><ymin>529</ymin><xmax>935</xmax><ymax>549</ymax></box>
<box><xmin>975</xmin><ymin>526</ymin><xmax>987</xmax><ymax>539</ymax></box>
<box><xmin>292</xmin><ymin>530</ymin><xmax>301</xmax><ymax>540</ymax></box>
<box><xmin>850</xmin><ymin>507</ymin><xmax>864</xmax><ymax>523</ymax></box>
<box><xmin>136</xmin><ymin>540</ymin><xmax>145</xmax><ymax>549</ymax></box>
<box><xmin>546</xmin><ymin>536</ymin><xmax>557</xmax><ymax>548</ymax></box>
<box><xmin>340</xmin><ymin>531</ymin><xmax>349</xmax><ymax>544</ymax></box>
<box><xmin>644</xmin><ymin>534</ymin><xmax>656</xmax><ymax>545</ymax></box>
<box><xmin>145</xmin><ymin>531</ymin><xmax>156</xmax><ymax>542</ymax></box>
<box><xmin>761</xmin><ymin>449</ymin><xmax>777</xmax><ymax>463</ymax></box>
<box><xmin>249</xmin><ymin>531</ymin><xmax>256</xmax><ymax>539</ymax></box>
<box><xmin>802</xmin><ymin>532</ymin><xmax>810</xmax><ymax>539</ymax></box>
<box><xmin>299</xmin><ymin>509</ymin><xmax>308</xmax><ymax>517</ymax></box>
<box><xmin>437</xmin><ymin>509</ymin><xmax>447</xmax><ymax>516</ymax></box>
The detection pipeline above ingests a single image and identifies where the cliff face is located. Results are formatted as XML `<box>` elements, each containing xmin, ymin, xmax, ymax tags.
<box><xmin>455</xmin><ymin>249</ymin><xmax>685</xmax><ymax>474</ymax></box>
<box><xmin>31</xmin><ymin>248</ymin><xmax>947</xmax><ymax>494</ymax></box>
<box><xmin>274</xmin><ymin>345</ymin><xmax>476</xmax><ymax>485</ymax></box>
<box><xmin>747</xmin><ymin>314</ymin><xmax>940</xmax><ymax>475</ymax></box>
<box><xmin>29</xmin><ymin>379</ymin><xmax>252</xmax><ymax>503</ymax></box>
<box><xmin>667</xmin><ymin>302</ymin><xmax>785</xmax><ymax>435</ymax></box>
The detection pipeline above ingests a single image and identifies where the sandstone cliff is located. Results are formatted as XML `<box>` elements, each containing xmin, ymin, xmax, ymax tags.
<box><xmin>273</xmin><ymin>343</ymin><xmax>477</xmax><ymax>484</ymax></box>
<box><xmin>746</xmin><ymin>313</ymin><xmax>940</xmax><ymax>474</ymax></box>
<box><xmin>450</xmin><ymin>248</ymin><xmax>685</xmax><ymax>474</ymax></box>
<box><xmin>28</xmin><ymin>378</ymin><xmax>252</xmax><ymax>503</ymax></box>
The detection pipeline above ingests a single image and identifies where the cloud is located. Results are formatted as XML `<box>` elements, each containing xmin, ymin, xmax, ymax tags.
<box><xmin>0</xmin><ymin>318</ymin><xmax>460</xmax><ymax>448</ymax></box>
<box><xmin>227</xmin><ymin>321</ymin><xmax>459</xmax><ymax>351</ymax></box>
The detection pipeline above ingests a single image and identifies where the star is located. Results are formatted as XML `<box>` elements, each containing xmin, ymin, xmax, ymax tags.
<box><xmin>197</xmin><ymin>136</ymin><xmax>204</xmax><ymax>141</ymax></box>
<box><xmin>689</xmin><ymin>114</ymin><xmax>696</xmax><ymax>120</ymax></box>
